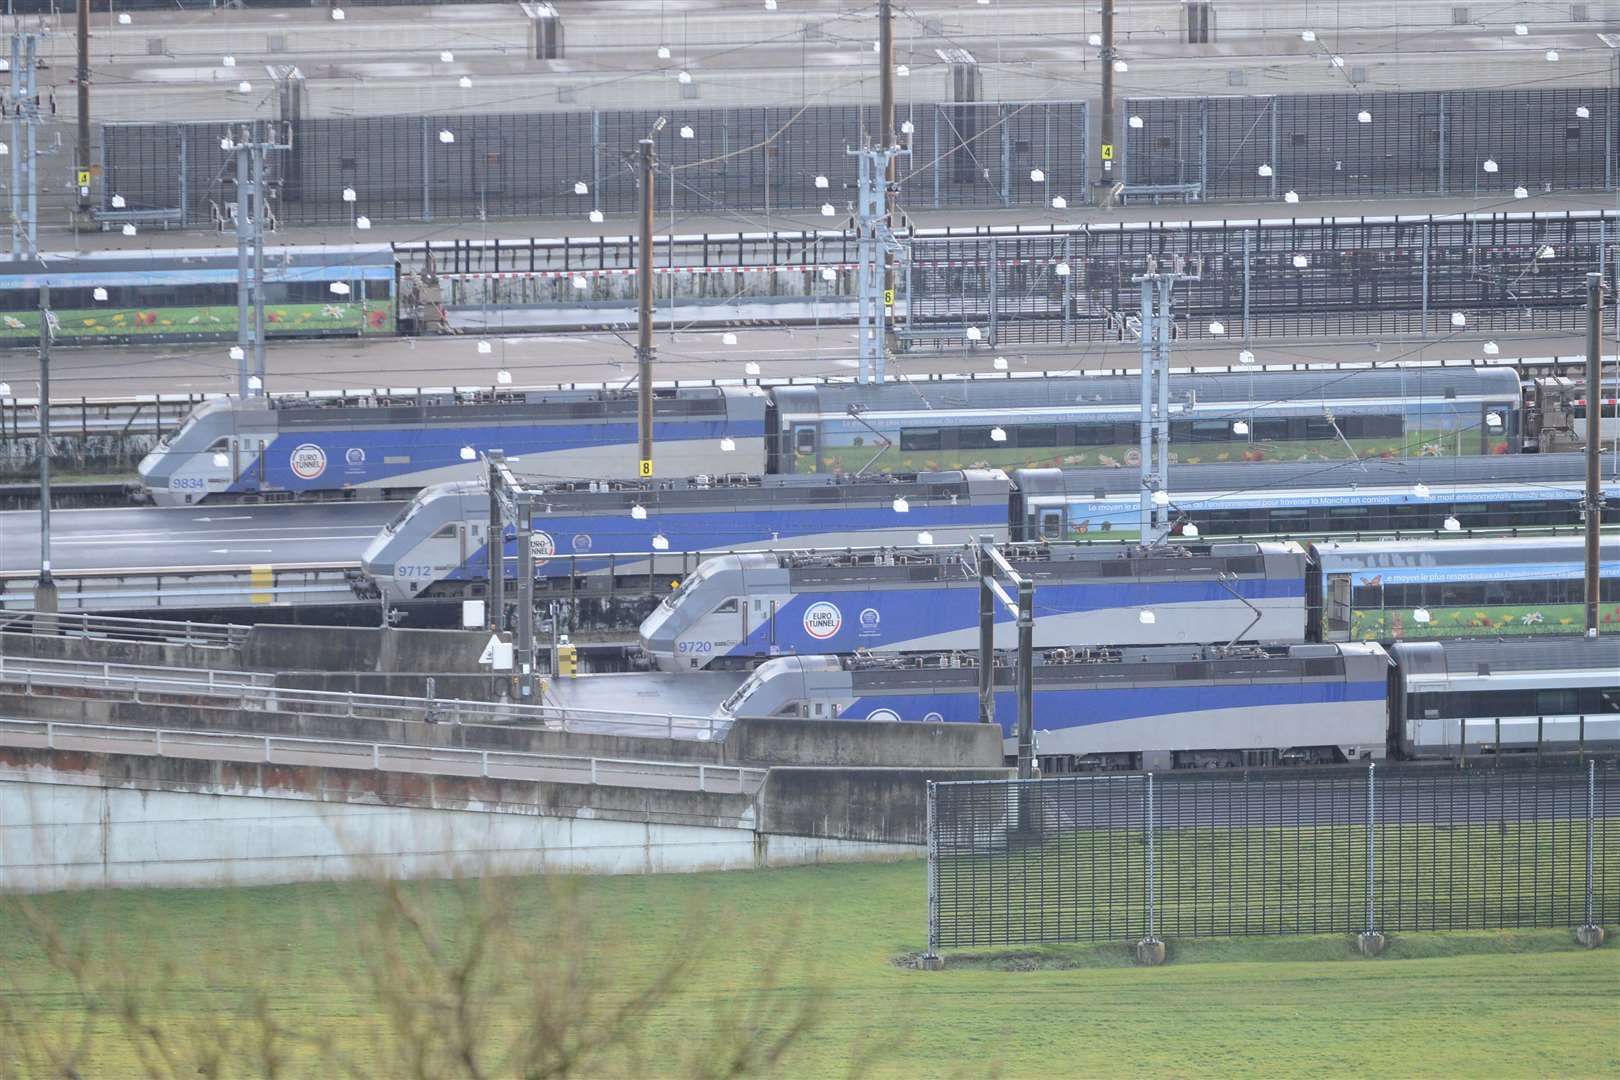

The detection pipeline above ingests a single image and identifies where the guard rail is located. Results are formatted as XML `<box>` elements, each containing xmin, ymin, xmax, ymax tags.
<box><xmin>0</xmin><ymin>656</ymin><xmax>730</xmax><ymax>741</ymax></box>
<box><xmin>0</xmin><ymin>611</ymin><xmax>252</xmax><ymax>648</ymax></box>
<box><xmin>0</xmin><ymin>717</ymin><xmax>763</xmax><ymax>795</ymax></box>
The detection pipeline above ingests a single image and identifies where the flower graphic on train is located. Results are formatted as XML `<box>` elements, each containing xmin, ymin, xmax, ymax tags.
<box><xmin>367</xmin><ymin>308</ymin><xmax>389</xmax><ymax>329</ymax></box>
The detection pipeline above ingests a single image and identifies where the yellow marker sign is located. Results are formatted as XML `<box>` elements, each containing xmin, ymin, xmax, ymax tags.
<box><xmin>1100</xmin><ymin>144</ymin><xmax>1115</xmax><ymax>161</ymax></box>
<box><xmin>76</xmin><ymin>169</ymin><xmax>90</xmax><ymax>187</ymax></box>
<box><xmin>249</xmin><ymin>564</ymin><xmax>274</xmax><ymax>604</ymax></box>
<box><xmin>884</xmin><ymin>287</ymin><xmax>895</xmax><ymax>306</ymax></box>
<box><xmin>639</xmin><ymin>458</ymin><xmax>653</xmax><ymax>478</ymax></box>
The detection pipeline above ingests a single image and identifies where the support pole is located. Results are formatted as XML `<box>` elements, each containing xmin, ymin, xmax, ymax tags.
<box><xmin>1358</xmin><ymin>760</ymin><xmax>1386</xmax><ymax>955</ymax></box>
<box><xmin>879</xmin><ymin>0</ymin><xmax>896</xmax><ymax>333</ymax></box>
<box><xmin>23</xmin><ymin>34</ymin><xmax>37</xmax><ymax>261</ymax></box>
<box><xmin>1154</xmin><ymin>278</ymin><xmax>1171</xmax><ymax>538</ymax></box>
<box><xmin>252</xmin><ymin>140</ymin><xmax>268</xmax><ymax>394</ymax></box>
<box><xmin>516</xmin><ymin>499</ymin><xmax>535</xmax><ymax>700</ymax></box>
<box><xmin>8</xmin><ymin>35</ymin><xmax>21</xmax><ymax>260</ymax></box>
<box><xmin>1096</xmin><ymin>0</ymin><xmax>1115</xmax><ymax>202</ymax></box>
<box><xmin>978</xmin><ymin>535</ymin><xmax>995</xmax><ymax>727</ymax></box>
<box><xmin>34</xmin><ymin>283</ymin><xmax>55</xmax><ymax>617</ymax></box>
<box><xmin>235</xmin><ymin>133</ymin><xmax>252</xmax><ymax>398</ymax></box>
<box><xmin>1137</xmin><ymin>278</ymin><xmax>1154</xmax><ymax>539</ymax></box>
<box><xmin>637</xmin><ymin>138</ymin><xmax>656</xmax><ymax>478</ymax></box>
<box><xmin>1585</xmin><ymin>271</ymin><xmax>1604</xmax><ymax>638</ymax></box>
<box><xmin>77</xmin><ymin>0</ymin><xmax>91</xmax><ymax>215</ymax></box>
<box><xmin>1016</xmin><ymin>577</ymin><xmax>1034</xmax><ymax>779</ymax></box>
<box><xmin>487</xmin><ymin>455</ymin><xmax>505</xmax><ymax>633</ymax></box>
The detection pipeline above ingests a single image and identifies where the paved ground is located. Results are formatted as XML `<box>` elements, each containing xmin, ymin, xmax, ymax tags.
<box><xmin>0</xmin><ymin>501</ymin><xmax>400</xmax><ymax>574</ymax></box>
<box><xmin>0</xmin><ymin>327</ymin><xmax>1590</xmax><ymax>400</ymax></box>
<box><xmin>49</xmin><ymin>191</ymin><xmax>1620</xmax><ymax>256</ymax></box>
<box><xmin>0</xmin><ymin>720</ymin><xmax>759</xmax><ymax>794</ymax></box>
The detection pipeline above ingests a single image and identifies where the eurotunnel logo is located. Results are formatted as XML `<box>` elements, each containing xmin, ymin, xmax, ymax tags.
<box><xmin>534</xmin><ymin>531</ymin><xmax>556</xmax><ymax>567</ymax></box>
<box><xmin>344</xmin><ymin>447</ymin><xmax>366</xmax><ymax>466</ymax></box>
<box><xmin>571</xmin><ymin>533</ymin><xmax>592</xmax><ymax>552</ymax></box>
<box><xmin>867</xmin><ymin>708</ymin><xmax>902</xmax><ymax>723</ymax></box>
<box><xmin>803</xmin><ymin>601</ymin><xmax>842</xmax><ymax>640</ymax></box>
<box><xmin>859</xmin><ymin>607</ymin><xmax>881</xmax><ymax>636</ymax></box>
<box><xmin>289</xmin><ymin>443</ymin><xmax>327</xmax><ymax>480</ymax></box>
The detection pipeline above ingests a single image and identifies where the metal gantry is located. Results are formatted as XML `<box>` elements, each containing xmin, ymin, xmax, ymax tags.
<box><xmin>485</xmin><ymin>452</ymin><xmax>539</xmax><ymax>701</ymax></box>
<box><xmin>227</xmin><ymin>124</ymin><xmax>291</xmax><ymax>398</ymax></box>
<box><xmin>6</xmin><ymin>32</ymin><xmax>43</xmax><ymax>260</ymax></box>
<box><xmin>850</xmin><ymin>143</ymin><xmax>910</xmax><ymax>385</ymax></box>
<box><xmin>974</xmin><ymin>534</ymin><xmax>1034</xmax><ymax>778</ymax></box>
<box><xmin>1131</xmin><ymin>259</ymin><xmax>1200</xmax><ymax>545</ymax></box>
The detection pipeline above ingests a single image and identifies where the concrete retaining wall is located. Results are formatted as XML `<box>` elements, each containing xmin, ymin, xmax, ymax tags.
<box><xmin>0</xmin><ymin>692</ymin><xmax>1006</xmax><ymax>771</ymax></box>
<box><xmin>757</xmin><ymin>768</ymin><xmax>1012</xmax><ymax>845</ymax></box>
<box><xmin>0</xmin><ymin>746</ymin><xmax>938</xmax><ymax>891</ymax></box>
<box><xmin>725</xmin><ymin>716</ymin><xmax>1005</xmax><ymax>769</ymax></box>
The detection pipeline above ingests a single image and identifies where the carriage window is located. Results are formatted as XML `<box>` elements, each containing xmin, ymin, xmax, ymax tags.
<box><xmin>900</xmin><ymin>428</ymin><xmax>942</xmax><ymax>451</ymax></box>
<box><xmin>1019</xmin><ymin>424</ymin><xmax>1057</xmax><ymax>447</ymax></box>
<box><xmin>958</xmin><ymin>427</ymin><xmax>996</xmax><ymax>449</ymax></box>
<box><xmin>1537</xmin><ymin>689</ymin><xmax>1578</xmax><ymax>715</ymax></box>
<box><xmin>794</xmin><ymin>427</ymin><xmax>817</xmax><ymax>454</ymax></box>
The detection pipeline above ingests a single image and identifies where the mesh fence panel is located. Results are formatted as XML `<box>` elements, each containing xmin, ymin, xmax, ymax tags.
<box><xmin>100</xmin><ymin>101</ymin><xmax>1088</xmax><ymax>227</ymax></box>
<box><xmin>929</xmin><ymin>761</ymin><xmax>1618</xmax><ymax>949</ymax></box>
<box><xmin>1123</xmin><ymin>85</ymin><xmax>1617</xmax><ymax>201</ymax></box>
<box><xmin>901</xmin><ymin>211</ymin><xmax>1614</xmax><ymax>347</ymax></box>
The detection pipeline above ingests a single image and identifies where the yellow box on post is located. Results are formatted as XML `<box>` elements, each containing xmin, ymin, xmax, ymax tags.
<box><xmin>555</xmin><ymin>642</ymin><xmax>578</xmax><ymax>677</ymax></box>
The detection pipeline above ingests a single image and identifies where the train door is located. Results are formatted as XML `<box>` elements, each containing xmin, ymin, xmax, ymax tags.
<box><xmin>458</xmin><ymin>523</ymin><xmax>470</xmax><ymax>564</ymax></box>
<box><xmin>1322</xmin><ymin>573</ymin><xmax>1352</xmax><ymax>641</ymax></box>
<box><xmin>228</xmin><ymin>438</ymin><xmax>265</xmax><ymax>493</ymax></box>
<box><xmin>1037</xmin><ymin>507</ymin><xmax>1065</xmax><ymax>540</ymax></box>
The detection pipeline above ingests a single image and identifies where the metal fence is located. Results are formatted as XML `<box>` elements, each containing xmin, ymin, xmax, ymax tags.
<box><xmin>1123</xmin><ymin>87</ymin><xmax>1619</xmax><ymax>202</ymax></box>
<box><xmin>99</xmin><ymin>101</ymin><xmax>1089</xmax><ymax>228</ymax></box>
<box><xmin>925</xmin><ymin>761</ymin><xmax>1619</xmax><ymax>951</ymax></box>
<box><xmin>904</xmin><ymin>209</ymin><xmax>1620</xmax><ymax>346</ymax></box>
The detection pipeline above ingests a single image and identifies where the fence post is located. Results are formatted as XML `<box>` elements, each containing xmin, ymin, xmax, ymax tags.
<box><xmin>481</xmin><ymin>749</ymin><xmax>489</xmax><ymax>779</ymax></box>
<box><xmin>373</xmin><ymin>742</ymin><xmax>381</xmax><ymax>770</ymax></box>
<box><xmin>590</xmin><ymin>759</ymin><xmax>599</xmax><ymax>785</ymax></box>
<box><xmin>264</xmin><ymin>736</ymin><xmax>272</xmax><ymax>763</ymax></box>
<box><xmin>1136</xmin><ymin>772</ymin><xmax>1164</xmax><ymax>964</ymax></box>
<box><xmin>922</xmin><ymin>780</ymin><xmax>942</xmax><ymax>967</ymax></box>
<box><xmin>1358</xmin><ymin>761</ymin><xmax>1385</xmax><ymax>955</ymax></box>
<box><xmin>1577</xmin><ymin>760</ymin><xmax>1605</xmax><ymax>947</ymax></box>
<box><xmin>698</xmin><ymin>764</ymin><xmax>706</xmax><ymax>793</ymax></box>
<box><xmin>155</xmin><ymin>729</ymin><xmax>163</xmax><ymax>756</ymax></box>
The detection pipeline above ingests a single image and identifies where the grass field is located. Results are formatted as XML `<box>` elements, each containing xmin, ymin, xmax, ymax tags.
<box><xmin>1</xmin><ymin>860</ymin><xmax>1616</xmax><ymax>1078</ymax></box>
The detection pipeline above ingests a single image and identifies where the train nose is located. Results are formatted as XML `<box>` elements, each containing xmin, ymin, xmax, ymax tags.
<box><xmin>637</xmin><ymin>605</ymin><xmax>680</xmax><ymax>671</ymax></box>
